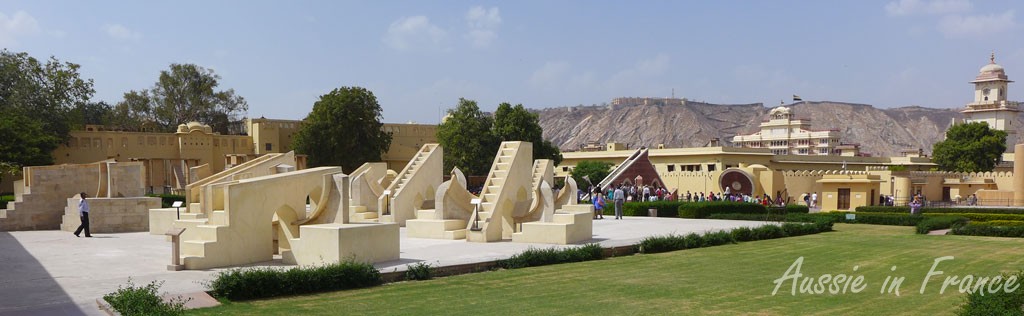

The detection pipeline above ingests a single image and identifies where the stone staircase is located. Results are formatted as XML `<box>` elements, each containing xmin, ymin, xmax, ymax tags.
<box><xmin>348</xmin><ymin>162</ymin><xmax>391</xmax><ymax>223</ymax></box>
<box><xmin>466</xmin><ymin>141</ymin><xmax>533</xmax><ymax>242</ymax></box>
<box><xmin>405</xmin><ymin>167</ymin><xmax>475</xmax><ymax>239</ymax></box>
<box><xmin>597</xmin><ymin>147</ymin><xmax>647</xmax><ymax>190</ymax></box>
<box><xmin>176</xmin><ymin>167</ymin><xmax>345</xmax><ymax>269</ymax></box>
<box><xmin>378</xmin><ymin>144</ymin><xmax>442</xmax><ymax>226</ymax></box>
<box><xmin>512</xmin><ymin>204</ymin><xmax>594</xmax><ymax>245</ymax></box>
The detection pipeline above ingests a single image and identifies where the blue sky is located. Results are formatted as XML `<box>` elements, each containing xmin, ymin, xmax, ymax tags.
<box><xmin>1</xmin><ymin>0</ymin><xmax>1022</xmax><ymax>123</ymax></box>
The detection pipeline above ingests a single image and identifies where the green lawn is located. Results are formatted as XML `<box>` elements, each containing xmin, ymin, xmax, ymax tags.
<box><xmin>189</xmin><ymin>224</ymin><xmax>1024</xmax><ymax>315</ymax></box>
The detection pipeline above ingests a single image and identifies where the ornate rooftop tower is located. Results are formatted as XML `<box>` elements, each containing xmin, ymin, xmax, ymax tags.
<box><xmin>962</xmin><ymin>52</ymin><xmax>1017</xmax><ymax>146</ymax></box>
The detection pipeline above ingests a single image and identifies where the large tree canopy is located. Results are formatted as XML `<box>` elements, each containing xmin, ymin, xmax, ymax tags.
<box><xmin>437</xmin><ymin>99</ymin><xmax>562</xmax><ymax>176</ymax></box>
<box><xmin>932</xmin><ymin>122</ymin><xmax>1007</xmax><ymax>172</ymax></box>
<box><xmin>292</xmin><ymin>86</ymin><xmax>392</xmax><ymax>173</ymax></box>
<box><xmin>569</xmin><ymin>160</ymin><xmax>613</xmax><ymax>192</ymax></box>
<box><xmin>0</xmin><ymin>50</ymin><xmax>94</xmax><ymax>170</ymax></box>
<box><xmin>113</xmin><ymin>63</ymin><xmax>247</xmax><ymax>134</ymax></box>
<box><xmin>437</xmin><ymin>99</ymin><xmax>498</xmax><ymax>176</ymax></box>
<box><xmin>492</xmin><ymin>103</ymin><xmax>563</xmax><ymax>166</ymax></box>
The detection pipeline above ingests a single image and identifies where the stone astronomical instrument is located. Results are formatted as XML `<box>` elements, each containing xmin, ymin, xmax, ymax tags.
<box><xmin>719</xmin><ymin>169</ymin><xmax>755</xmax><ymax>196</ymax></box>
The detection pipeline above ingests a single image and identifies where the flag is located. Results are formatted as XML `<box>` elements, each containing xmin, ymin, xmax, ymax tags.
<box><xmin>793</xmin><ymin>95</ymin><xmax>803</xmax><ymax>101</ymax></box>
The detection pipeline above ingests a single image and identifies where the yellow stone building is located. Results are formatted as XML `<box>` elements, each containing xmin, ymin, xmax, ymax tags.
<box><xmin>557</xmin><ymin>54</ymin><xmax>1024</xmax><ymax>211</ymax></box>
<box><xmin>0</xmin><ymin>118</ymin><xmax>437</xmax><ymax>193</ymax></box>
<box><xmin>731</xmin><ymin>106</ymin><xmax>847</xmax><ymax>156</ymax></box>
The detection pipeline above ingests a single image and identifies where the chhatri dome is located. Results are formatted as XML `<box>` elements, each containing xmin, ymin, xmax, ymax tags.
<box><xmin>974</xmin><ymin>52</ymin><xmax>1009</xmax><ymax>83</ymax></box>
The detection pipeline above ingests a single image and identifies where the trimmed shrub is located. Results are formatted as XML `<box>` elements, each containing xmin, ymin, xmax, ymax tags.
<box><xmin>952</xmin><ymin>225</ymin><xmax>1024</xmax><ymax>238</ymax></box>
<box><xmin>638</xmin><ymin>222</ymin><xmax>830</xmax><ymax>254</ymax></box>
<box><xmin>914</xmin><ymin>216</ymin><xmax>969</xmax><ymax>234</ymax></box>
<box><xmin>701</xmin><ymin>231</ymin><xmax>736</xmax><ymax>247</ymax></box>
<box><xmin>730</xmin><ymin>226</ymin><xmax>755</xmax><ymax>242</ymax></box>
<box><xmin>956</xmin><ymin>271</ymin><xmax>1024</xmax><ymax>315</ymax></box>
<box><xmin>928</xmin><ymin>213</ymin><xmax>1024</xmax><ymax>222</ymax></box>
<box><xmin>855</xmin><ymin>206</ymin><xmax>910</xmax><ymax>213</ymax></box>
<box><xmin>103</xmin><ymin>279</ymin><xmax>189</xmax><ymax>316</ymax></box>
<box><xmin>969</xmin><ymin>220</ymin><xmax>1024</xmax><ymax>227</ymax></box>
<box><xmin>768</xmin><ymin>204</ymin><xmax>811</xmax><ymax>214</ymax></box>
<box><xmin>856</xmin><ymin>205</ymin><xmax>1024</xmax><ymax>215</ymax></box>
<box><xmin>683</xmin><ymin>233</ymin><xmax>705</xmax><ymax>249</ymax></box>
<box><xmin>751</xmin><ymin>225</ymin><xmax>786</xmax><ymax>240</ymax></box>
<box><xmin>679</xmin><ymin>202</ymin><xmax>768</xmax><ymax>219</ymax></box>
<box><xmin>405</xmin><ymin>261</ymin><xmax>434</xmax><ymax>281</ymax></box>
<box><xmin>498</xmin><ymin>244</ymin><xmax>604</xmax><ymax>269</ymax></box>
<box><xmin>621</xmin><ymin>201</ymin><xmax>687</xmax><ymax>217</ymax></box>
<box><xmin>207</xmin><ymin>260</ymin><xmax>382</xmax><ymax>301</ymax></box>
<box><xmin>147</xmin><ymin>194</ymin><xmax>186</xmax><ymax>208</ymax></box>
<box><xmin>851</xmin><ymin>213</ymin><xmax>924</xmax><ymax>226</ymax></box>
<box><xmin>637</xmin><ymin>234</ymin><xmax>689</xmax><ymax>253</ymax></box>
<box><xmin>782</xmin><ymin>222</ymin><xmax>816</xmax><ymax>237</ymax></box>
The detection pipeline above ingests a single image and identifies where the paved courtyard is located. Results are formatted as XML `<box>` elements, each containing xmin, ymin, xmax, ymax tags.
<box><xmin>0</xmin><ymin>217</ymin><xmax>768</xmax><ymax>315</ymax></box>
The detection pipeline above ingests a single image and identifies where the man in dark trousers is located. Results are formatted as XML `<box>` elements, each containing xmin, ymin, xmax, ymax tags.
<box><xmin>73</xmin><ymin>192</ymin><xmax>92</xmax><ymax>237</ymax></box>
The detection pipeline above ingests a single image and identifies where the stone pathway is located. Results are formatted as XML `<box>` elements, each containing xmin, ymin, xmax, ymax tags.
<box><xmin>0</xmin><ymin>217</ymin><xmax>767</xmax><ymax>315</ymax></box>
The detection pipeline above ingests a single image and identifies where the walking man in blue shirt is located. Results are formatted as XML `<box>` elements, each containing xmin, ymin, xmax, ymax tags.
<box><xmin>73</xmin><ymin>192</ymin><xmax>92</xmax><ymax>237</ymax></box>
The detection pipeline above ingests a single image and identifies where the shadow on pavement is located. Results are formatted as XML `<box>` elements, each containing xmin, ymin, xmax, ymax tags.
<box><xmin>0</xmin><ymin>232</ymin><xmax>88</xmax><ymax>315</ymax></box>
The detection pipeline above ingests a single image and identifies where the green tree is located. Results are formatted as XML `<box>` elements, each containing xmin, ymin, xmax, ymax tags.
<box><xmin>75</xmin><ymin>101</ymin><xmax>114</xmax><ymax>125</ymax></box>
<box><xmin>0</xmin><ymin>50</ymin><xmax>94</xmax><ymax>169</ymax></box>
<box><xmin>569</xmin><ymin>161</ymin><xmax>613</xmax><ymax>191</ymax></box>
<box><xmin>932</xmin><ymin>122</ymin><xmax>1007</xmax><ymax>172</ymax></box>
<box><xmin>292</xmin><ymin>87</ymin><xmax>392</xmax><ymax>173</ymax></box>
<box><xmin>115</xmin><ymin>63</ymin><xmax>247</xmax><ymax>133</ymax></box>
<box><xmin>437</xmin><ymin>99</ymin><xmax>499</xmax><ymax>176</ymax></box>
<box><xmin>491</xmin><ymin>103</ymin><xmax>563</xmax><ymax>165</ymax></box>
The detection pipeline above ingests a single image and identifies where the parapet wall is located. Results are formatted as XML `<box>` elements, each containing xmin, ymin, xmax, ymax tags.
<box><xmin>0</xmin><ymin>161</ymin><xmax>146</xmax><ymax>231</ymax></box>
<box><xmin>60</xmin><ymin>197</ymin><xmax>160</xmax><ymax>233</ymax></box>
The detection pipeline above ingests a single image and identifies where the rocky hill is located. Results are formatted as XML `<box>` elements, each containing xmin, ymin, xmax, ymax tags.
<box><xmin>536</xmin><ymin>101</ymin><xmax>1013</xmax><ymax>157</ymax></box>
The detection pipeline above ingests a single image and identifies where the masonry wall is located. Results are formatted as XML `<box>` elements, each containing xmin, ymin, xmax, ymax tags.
<box><xmin>60</xmin><ymin>197</ymin><xmax>160</xmax><ymax>233</ymax></box>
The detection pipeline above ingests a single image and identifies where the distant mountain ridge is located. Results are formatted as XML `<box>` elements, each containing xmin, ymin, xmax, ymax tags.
<box><xmin>535</xmin><ymin>100</ymin><xmax>1018</xmax><ymax>157</ymax></box>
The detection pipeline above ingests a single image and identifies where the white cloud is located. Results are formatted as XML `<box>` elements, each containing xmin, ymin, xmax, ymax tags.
<box><xmin>0</xmin><ymin>10</ymin><xmax>40</xmax><ymax>46</ymax></box>
<box><xmin>466</xmin><ymin>6</ymin><xmax>501</xmax><ymax>29</ymax></box>
<box><xmin>465</xmin><ymin>6</ymin><xmax>501</xmax><ymax>48</ymax></box>
<box><xmin>606</xmin><ymin>53</ymin><xmax>671</xmax><ymax>89</ymax></box>
<box><xmin>528</xmin><ymin>61</ymin><xmax>571</xmax><ymax>88</ymax></box>
<box><xmin>383</xmin><ymin>16</ymin><xmax>448</xmax><ymax>51</ymax></box>
<box><xmin>104</xmin><ymin>23</ymin><xmax>142</xmax><ymax>40</ymax></box>
<box><xmin>938</xmin><ymin>10</ymin><xmax>1016</xmax><ymax>38</ymax></box>
<box><xmin>214</xmin><ymin>49</ymin><xmax>229</xmax><ymax>58</ymax></box>
<box><xmin>885</xmin><ymin>0</ymin><xmax>972</xmax><ymax>16</ymax></box>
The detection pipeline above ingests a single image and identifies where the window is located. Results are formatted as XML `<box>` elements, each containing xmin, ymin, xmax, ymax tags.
<box><xmin>265</xmin><ymin>143</ymin><xmax>273</xmax><ymax>151</ymax></box>
<box><xmin>707</xmin><ymin>164</ymin><xmax>716</xmax><ymax>172</ymax></box>
<box><xmin>667</xmin><ymin>165</ymin><xmax>675</xmax><ymax>172</ymax></box>
<box><xmin>562</xmin><ymin>166</ymin><xmax>569</xmax><ymax>172</ymax></box>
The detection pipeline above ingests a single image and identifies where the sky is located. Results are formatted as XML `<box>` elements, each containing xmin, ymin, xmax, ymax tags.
<box><xmin>1</xmin><ymin>0</ymin><xmax>1022</xmax><ymax>124</ymax></box>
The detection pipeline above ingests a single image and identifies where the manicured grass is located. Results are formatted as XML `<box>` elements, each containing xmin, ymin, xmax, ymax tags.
<box><xmin>189</xmin><ymin>224</ymin><xmax>1024</xmax><ymax>315</ymax></box>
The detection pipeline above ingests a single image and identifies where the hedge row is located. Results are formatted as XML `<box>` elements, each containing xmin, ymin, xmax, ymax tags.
<box><xmin>623</xmin><ymin>201</ymin><xmax>687</xmax><ymax>217</ymax></box>
<box><xmin>710</xmin><ymin>212</ymin><xmax>973</xmax><ymax>235</ymax></box>
<box><xmin>928</xmin><ymin>213</ymin><xmax>1024</xmax><ymax>222</ymax></box>
<box><xmin>147</xmin><ymin>194</ymin><xmax>186</xmax><ymax>208</ymax></box>
<box><xmin>638</xmin><ymin>220</ymin><xmax>833</xmax><ymax>254</ymax></box>
<box><xmin>951</xmin><ymin>224</ymin><xmax>1024</xmax><ymax>238</ymax></box>
<box><xmin>855</xmin><ymin>205</ymin><xmax>1024</xmax><ymax>215</ymax></box>
<box><xmin>677</xmin><ymin>202</ymin><xmax>809</xmax><ymax>219</ymax></box>
<box><xmin>498</xmin><ymin>244</ymin><xmax>603</xmax><ymax>269</ymax></box>
<box><xmin>600</xmin><ymin>202</ymin><xmax>811</xmax><ymax>218</ymax></box>
<box><xmin>969</xmin><ymin>220</ymin><xmax>1024</xmax><ymax>227</ymax></box>
<box><xmin>207</xmin><ymin>260</ymin><xmax>382</xmax><ymax>301</ymax></box>
<box><xmin>914</xmin><ymin>216</ymin><xmax>969</xmax><ymax>234</ymax></box>
<box><xmin>957</xmin><ymin>271</ymin><xmax>1024</xmax><ymax>315</ymax></box>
